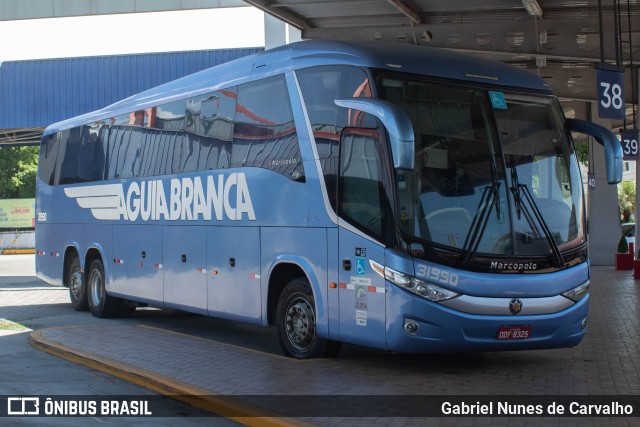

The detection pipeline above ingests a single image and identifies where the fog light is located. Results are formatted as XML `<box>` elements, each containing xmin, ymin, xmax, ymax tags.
<box><xmin>581</xmin><ymin>318</ymin><xmax>587</xmax><ymax>331</ymax></box>
<box><xmin>404</xmin><ymin>320</ymin><xmax>419</xmax><ymax>335</ymax></box>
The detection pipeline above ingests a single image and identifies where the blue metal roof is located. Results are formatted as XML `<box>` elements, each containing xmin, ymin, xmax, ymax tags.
<box><xmin>0</xmin><ymin>48</ymin><xmax>262</xmax><ymax>130</ymax></box>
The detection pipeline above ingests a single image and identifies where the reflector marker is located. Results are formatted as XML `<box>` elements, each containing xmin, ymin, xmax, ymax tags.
<box><xmin>339</xmin><ymin>283</ymin><xmax>386</xmax><ymax>293</ymax></box>
<box><xmin>51</xmin><ymin>252</ymin><xmax>60</xmax><ymax>257</ymax></box>
<box><xmin>249</xmin><ymin>273</ymin><xmax>261</xmax><ymax>279</ymax></box>
<box><xmin>154</xmin><ymin>263</ymin><xmax>163</xmax><ymax>269</ymax></box>
<box><xmin>369</xmin><ymin>259</ymin><xmax>385</xmax><ymax>278</ymax></box>
<box><xmin>36</xmin><ymin>251</ymin><xmax>45</xmax><ymax>256</ymax></box>
<box><xmin>113</xmin><ymin>259</ymin><xmax>124</xmax><ymax>264</ymax></box>
<box><xmin>329</xmin><ymin>282</ymin><xmax>337</xmax><ymax>289</ymax></box>
<box><xmin>197</xmin><ymin>268</ymin><xmax>207</xmax><ymax>274</ymax></box>
<box><xmin>137</xmin><ymin>262</ymin><xmax>143</xmax><ymax>267</ymax></box>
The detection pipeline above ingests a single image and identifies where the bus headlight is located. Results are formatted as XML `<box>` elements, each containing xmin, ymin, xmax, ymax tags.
<box><xmin>561</xmin><ymin>280</ymin><xmax>590</xmax><ymax>302</ymax></box>
<box><xmin>382</xmin><ymin>266</ymin><xmax>459</xmax><ymax>302</ymax></box>
<box><xmin>412</xmin><ymin>278</ymin><xmax>459</xmax><ymax>302</ymax></box>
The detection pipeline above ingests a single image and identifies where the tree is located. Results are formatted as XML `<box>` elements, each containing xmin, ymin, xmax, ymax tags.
<box><xmin>574</xmin><ymin>140</ymin><xmax>589</xmax><ymax>166</ymax></box>
<box><xmin>618</xmin><ymin>180</ymin><xmax>635</xmax><ymax>223</ymax></box>
<box><xmin>0</xmin><ymin>146</ymin><xmax>38</xmax><ymax>199</ymax></box>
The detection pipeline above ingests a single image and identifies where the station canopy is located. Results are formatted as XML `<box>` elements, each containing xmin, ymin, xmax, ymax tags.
<box><xmin>247</xmin><ymin>0</ymin><xmax>639</xmax><ymax>125</ymax></box>
<box><xmin>0</xmin><ymin>0</ymin><xmax>638</xmax><ymax>146</ymax></box>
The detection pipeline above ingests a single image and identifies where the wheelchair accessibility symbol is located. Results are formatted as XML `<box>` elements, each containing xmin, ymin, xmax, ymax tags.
<box><xmin>489</xmin><ymin>91</ymin><xmax>507</xmax><ymax>109</ymax></box>
<box><xmin>355</xmin><ymin>257</ymin><xmax>366</xmax><ymax>276</ymax></box>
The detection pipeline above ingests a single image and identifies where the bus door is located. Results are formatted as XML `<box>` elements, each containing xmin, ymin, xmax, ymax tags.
<box><xmin>337</xmin><ymin>129</ymin><xmax>387</xmax><ymax>349</ymax></box>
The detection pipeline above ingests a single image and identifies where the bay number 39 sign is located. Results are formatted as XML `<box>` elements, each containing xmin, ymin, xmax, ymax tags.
<box><xmin>621</xmin><ymin>130</ymin><xmax>640</xmax><ymax>161</ymax></box>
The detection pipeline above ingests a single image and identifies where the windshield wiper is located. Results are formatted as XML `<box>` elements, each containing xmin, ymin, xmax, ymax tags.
<box><xmin>462</xmin><ymin>181</ymin><xmax>500</xmax><ymax>264</ymax></box>
<box><xmin>462</xmin><ymin>154</ymin><xmax>503</xmax><ymax>264</ymax></box>
<box><xmin>510</xmin><ymin>168</ymin><xmax>565</xmax><ymax>267</ymax></box>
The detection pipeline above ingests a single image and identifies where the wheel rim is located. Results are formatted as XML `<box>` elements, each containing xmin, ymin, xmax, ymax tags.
<box><xmin>284</xmin><ymin>296</ymin><xmax>316</xmax><ymax>351</ymax></box>
<box><xmin>88</xmin><ymin>268</ymin><xmax>102</xmax><ymax>308</ymax></box>
<box><xmin>69</xmin><ymin>268</ymin><xmax>82</xmax><ymax>300</ymax></box>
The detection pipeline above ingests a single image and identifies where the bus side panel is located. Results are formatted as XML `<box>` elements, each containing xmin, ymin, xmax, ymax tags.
<box><xmin>48</xmin><ymin>223</ymin><xmax>82</xmax><ymax>287</ymax></box>
<box><xmin>110</xmin><ymin>224</ymin><xmax>164</xmax><ymax>304</ymax></box>
<box><xmin>207</xmin><ymin>226</ymin><xmax>261</xmax><ymax>323</ymax></box>
<box><xmin>35</xmin><ymin>223</ymin><xmax>55</xmax><ymax>285</ymax></box>
<box><xmin>83</xmin><ymin>223</ymin><xmax>113</xmax><ymax>284</ymax></box>
<box><xmin>261</xmin><ymin>227</ymin><xmax>329</xmax><ymax>339</ymax></box>
<box><xmin>326</xmin><ymin>228</ymin><xmax>340</xmax><ymax>340</ymax></box>
<box><xmin>338</xmin><ymin>226</ymin><xmax>387</xmax><ymax>350</ymax></box>
<box><xmin>163</xmin><ymin>225</ymin><xmax>207</xmax><ymax>314</ymax></box>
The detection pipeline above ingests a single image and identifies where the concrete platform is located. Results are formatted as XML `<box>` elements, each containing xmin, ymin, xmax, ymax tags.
<box><xmin>3</xmin><ymin>255</ymin><xmax>638</xmax><ymax>426</ymax></box>
<box><xmin>29</xmin><ymin>326</ymin><xmax>300</xmax><ymax>427</ymax></box>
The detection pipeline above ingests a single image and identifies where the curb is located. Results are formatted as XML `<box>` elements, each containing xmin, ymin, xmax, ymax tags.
<box><xmin>30</xmin><ymin>329</ymin><xmax>312</xmax><ymax>427</ymax></box>
<box><xmin>1</xmin><ymin>249</ymin><xmax>35</xmax><ymax>255</ymax></box>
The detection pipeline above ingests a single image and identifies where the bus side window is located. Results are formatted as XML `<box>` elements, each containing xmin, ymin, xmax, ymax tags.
<box><xmin>57</xmin><ymin>128</ymin><xmax>80</xmax><ymax>184</ymax></box>
<box><xmin>75</xmin><ymin>124</ymin><xmax>106</xmax><ymax>183</ymax></box>
<box><xmin>339</xmin><ymin>129</ymin><xmax>386</xmax><ymax>240</ymax></box>
<box><xmin>233</xmin><ymin>75</ymin><xmax>304</xmax><ymax>181</ymax></box>
<box><xmin>38</xmin><ymin>133</ymin><xmax>60</xmax><ymax>186</ymax></box>
<box><xmin>143</xmin><ymin>100</ymin><xmax>187</xmax><ymax>177</ymax></box>
<box><xmin>107</xmin><ymin>114</ymin><xmax>143</xmax><ymax>180</ymax></box>
<box><xmin>297</xmin><ymin>66</ymin><xmax>375</xmax><ymax>210</ymax></box>
<box><xmin>185</xmin><ymin>89</ymin><xmax>236</xmax><ymax>172</ymax></box>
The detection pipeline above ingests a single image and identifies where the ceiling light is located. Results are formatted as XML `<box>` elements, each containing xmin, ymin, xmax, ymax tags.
<box><xmin>522</xmin><ymin>0</ymin><xmax>543</xmax><ymax>17</ymax></box>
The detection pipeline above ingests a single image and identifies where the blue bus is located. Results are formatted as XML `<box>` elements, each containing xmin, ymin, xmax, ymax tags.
<box><xmin>35</xmin><ymin>41</ymin><xmax>622</xmax><ymax>359</ymax></box>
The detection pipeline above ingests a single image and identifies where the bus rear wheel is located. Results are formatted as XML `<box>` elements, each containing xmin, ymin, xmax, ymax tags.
<box><xmin>87</xmin><ymin>258</ymin><xmax>121</xmax><ymax>318</ymax></box>
<box><xmin>67</xmin><ymin>257</ymin><xmax>88</xmax><ymax>311</ymax></box>
<box><xmin>276</xmin><ymin>278</ymin><xmax>341</xmax><ymax>359</ymax></box>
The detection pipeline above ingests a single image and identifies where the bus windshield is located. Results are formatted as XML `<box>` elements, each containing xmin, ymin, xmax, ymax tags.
<box><xmin>379</xmin><ymin>76</ymin><xmax>585</xmax><ymax>260</ymax></box>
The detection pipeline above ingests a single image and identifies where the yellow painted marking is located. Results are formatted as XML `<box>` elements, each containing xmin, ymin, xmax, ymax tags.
<box><xmin>30</xmin><ymin>328</ymin><xmax>312</xmax><ymax>427</ymax></box>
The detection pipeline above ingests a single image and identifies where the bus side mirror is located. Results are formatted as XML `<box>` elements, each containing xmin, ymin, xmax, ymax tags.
<box><xmin>567</xmin><ymin>118</ymin><xmax>622</xmax><ymax>184</ymax></box>
<box><xmin>335</xmin><ymin>98</ymin><xmax>415</xmax><ymax>170</ymax></box>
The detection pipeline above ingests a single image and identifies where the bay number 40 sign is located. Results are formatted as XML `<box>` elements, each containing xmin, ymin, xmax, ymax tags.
<box><xmin>597</xmin><ymin>69</ymin><xmax>625</xmax><ymax>121</ymax></box>
<box><xmin>621</xmin><ymin>130</ymin><xmax>640</xmax><ymax>161</ymax></box>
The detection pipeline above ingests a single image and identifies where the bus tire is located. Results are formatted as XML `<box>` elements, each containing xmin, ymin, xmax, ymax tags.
<box><xmin>87</xmin><ymin>258</ymin><xmax>120</xmax><ymax>318</ymax></box>
<box><xmin>67</xmin><ymin>256</ymin><xmax>88</xmax><ymax>311</ymax></box>
<box><xmin>276</xmin><ymin>278</ymin><xmax>342</xmax><ymax>359</ymax></box>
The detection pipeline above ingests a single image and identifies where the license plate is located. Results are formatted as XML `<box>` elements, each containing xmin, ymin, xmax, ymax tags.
<box><xmin>497</xmin><ymin>325</ymin><xmax>531</xmax><ymax>340</ymax></box>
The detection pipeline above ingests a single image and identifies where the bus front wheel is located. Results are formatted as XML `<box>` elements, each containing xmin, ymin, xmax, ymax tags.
<box><xmin>276</xmin><ymin>278</ymin><xmax>341</xmax><ymax>359</ymax></box>
<box><xmin>87</xmin><ymin>258</ymin><xmax>121</xmax><ymax>318</ymax></box>
<box><xmin>67</xmin><ymin>257</ymin><xmax>88</xmax><ymax>311</ymax></box>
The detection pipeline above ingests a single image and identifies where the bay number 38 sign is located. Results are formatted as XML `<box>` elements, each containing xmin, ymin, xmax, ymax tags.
<box><xmin>596</xmin><ymin>69</ymin><xmax>637</xmax><ymax>161</ymax></box>
<box><xmin>597</xmin><ymin>69</ymin><xmax>625</xmax><ymax>121</ymax></box>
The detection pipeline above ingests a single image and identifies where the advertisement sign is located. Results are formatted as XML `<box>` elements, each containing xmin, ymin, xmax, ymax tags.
<box><xmin>0</xmin><ymin>199</ymin><xmax>35</xmax><ymax>228</ymax></box>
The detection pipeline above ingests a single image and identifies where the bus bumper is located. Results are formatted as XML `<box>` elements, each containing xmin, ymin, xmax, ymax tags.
<box><xmin>385</xmin><ymin>284</ymin><xmax>589</xmax><ymax>353</ymax></box>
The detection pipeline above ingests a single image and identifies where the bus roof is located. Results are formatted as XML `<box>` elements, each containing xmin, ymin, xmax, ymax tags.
<box><xmin>45</xmin><ymin>40</ymin><xmax>551</xmax><ymax>135</ymax></box>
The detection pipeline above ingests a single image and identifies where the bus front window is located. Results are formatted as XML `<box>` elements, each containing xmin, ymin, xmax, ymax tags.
<box><xmin>379</xmin><ymin>76</ymin><xmax>585</xmax><ymax>262</ymax></box>
<box><xmin>495</xmin><ymin>94</ymin><xmax>585</xmax><ymax>255</ymax></box>
<box><xmin>380</xmin><ymin>77</ymin><xmax>512</xmax><ymax>255</ymax></box>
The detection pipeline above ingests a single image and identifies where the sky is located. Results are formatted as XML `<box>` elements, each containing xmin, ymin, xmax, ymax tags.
<box><xmin>0</xmin><ymin>7</ymin><xmax>265</xmax><ymax>62</ymax></box>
